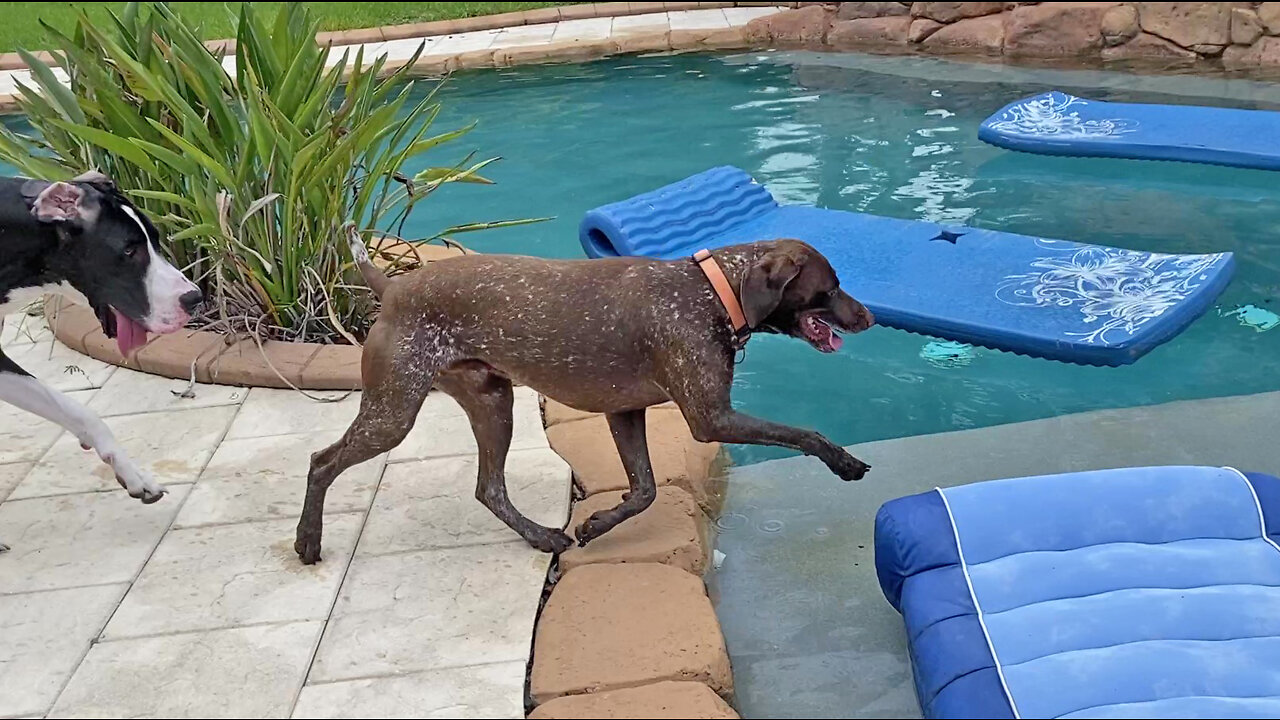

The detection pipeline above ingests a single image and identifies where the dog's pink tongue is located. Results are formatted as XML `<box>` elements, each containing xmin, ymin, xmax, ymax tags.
<box><xmin>828</xmin><ymin>331</ymin><xmax>843</xmax><ymax>352</ymax></box>
<box><xmin>112</xmin><ymin>309</ymin><xmax>148</xmax><ymax>357</ymax></box>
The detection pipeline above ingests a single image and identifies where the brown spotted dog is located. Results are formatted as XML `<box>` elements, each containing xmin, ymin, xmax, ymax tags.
<box><xmin>293</xmin><ymin>232</ymin><xmax>874</xmax><ymax>564</ymax></box>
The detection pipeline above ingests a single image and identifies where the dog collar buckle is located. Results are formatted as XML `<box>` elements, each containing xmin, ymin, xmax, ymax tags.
<box><xmin>692</xmin><ymin>249</ymin><xmax>751</xmax><ymax>351</ymax></box>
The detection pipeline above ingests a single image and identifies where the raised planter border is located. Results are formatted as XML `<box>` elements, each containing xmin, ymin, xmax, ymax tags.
<box><xmin>42</xmin><ymin>296</ymin><xmax>363</xmax><ymax>390</ymax></box>
<box><xmin>38</xmin><ymin>242</ymin><xmax>476</xmax><ymax>390</ymax></box>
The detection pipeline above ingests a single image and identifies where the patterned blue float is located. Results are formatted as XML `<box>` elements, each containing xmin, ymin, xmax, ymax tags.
<box><xmin>979</xmin><ymin>91</ymin><xmax>1280</xmax><ymax>171</ymax></box>
<box><xmin>580</xmin><ymin>166</ymin><xmax>1234</xmax><ymax>366</ymax></box>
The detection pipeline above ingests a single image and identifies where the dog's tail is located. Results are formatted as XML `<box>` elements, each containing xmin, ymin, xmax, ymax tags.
<box><xmin>346</xmin><ymin>225</ymin><xmax>390</xmax><ymax>300</ymax></box>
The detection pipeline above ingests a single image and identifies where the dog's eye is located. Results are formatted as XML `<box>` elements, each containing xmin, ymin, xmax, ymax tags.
<box><xmin>123</xmin><ymin>245</ymin><xmax>138</xmax><ymax>258</ymax></box>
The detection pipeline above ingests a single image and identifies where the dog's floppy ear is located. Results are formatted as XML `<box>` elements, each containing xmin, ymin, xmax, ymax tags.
<box><xmin>23</xmin><ymin>180</ymin><xmax>95</xmax><ymax>225</ymax></box>
<box><xmin>72</xmin><ymin>169</ymin><xmax>115</xmax><ymax>188</ymax></box>
<box><xmin>741</xmin><ymin>251</ymin><xmax>801</xmax><ymax>328</ymax></box>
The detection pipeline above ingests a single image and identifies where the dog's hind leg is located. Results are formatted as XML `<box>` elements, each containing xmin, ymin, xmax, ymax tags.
<box><xmin>0</xmin><ymin>347</ymin><xmax>165</xmax><ymax>504</ymax></box>
<box><xmin>573</xmin><ymin>408</ymin><xmax>657</xmax><ymax>546</ymax></box>
<box><xmin>437</xmin><ymin>363</ymin><xmax>573</xmax><ymax>554</ymax></box>
<box><xmin>294</xmin><ymin>322</ymin><xmax>434</xmax><ymax>565</ymax></box>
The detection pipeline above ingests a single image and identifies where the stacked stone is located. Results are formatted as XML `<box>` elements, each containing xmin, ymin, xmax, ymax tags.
<box><xmin>749</xmin><ymin>2</ymin><xmax>1280</xmax><ymax>66</ymax></box>
<box><xmin>528</xmin><ymin>399</ymin><xmax>735</xmax><ymax>719</ymax></box>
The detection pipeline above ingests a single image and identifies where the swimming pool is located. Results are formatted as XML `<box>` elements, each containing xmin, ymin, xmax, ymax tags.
<box><xmin>415</xmin><ymin>51</ymin><xmax>1280</xmax><ymax>465</ymax></box>
<box><xmin>13</xmin><ymin>46</ymin><xmax>1280</xmax><ymax>718</ymax></box>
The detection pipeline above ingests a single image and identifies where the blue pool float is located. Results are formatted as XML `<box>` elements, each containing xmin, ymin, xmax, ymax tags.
<box><xmin>980</xmin><ymin>91</ymin><xmax>1280</xmax><ymax>171</ymax></box>
<box><xmin>579</xmin><ymin>166</ymin><xmax>1234</xmax><ymax>367</ymax></box>
<box><xmin>875</xmin><ymin>466</ymin><xmax>1280</xmax><ymax>719</ymax></box>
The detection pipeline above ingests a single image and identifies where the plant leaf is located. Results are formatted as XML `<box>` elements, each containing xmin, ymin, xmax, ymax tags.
<box><xmin>413</xmin><ymin>163</ymin><xmax>496</xmax><ymax>186</ymax></box>
<box><xmin>435</xmin><ymin>217</ymin><xmax>554</xmax><ymax>235</ymax></box>
<box><xmin>128</xmin><ymin>189</ymin><xmax>197</xmax><ymax>211</ymax></box>
<box><xmin>17</xmin><ymin>49</ymin><xmax>84</xmax><ymax>125</ymax></box>
<box><xmin>240</xmin><ymin>192</ymin><xmax>282</xmax><ymax>229</ymax></box>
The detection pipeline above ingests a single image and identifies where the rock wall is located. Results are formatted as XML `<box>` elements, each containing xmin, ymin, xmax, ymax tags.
<box><xmin>747</xmin><ymin>3</ymin><xmax>1280</xmax><ymax>67</ymax></box>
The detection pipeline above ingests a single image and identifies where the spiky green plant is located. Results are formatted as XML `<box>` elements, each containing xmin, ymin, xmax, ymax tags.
<box><xmin>0</xmin><ymin>1</ymin><xmax>538</xmax><ymax>343</ymax></box>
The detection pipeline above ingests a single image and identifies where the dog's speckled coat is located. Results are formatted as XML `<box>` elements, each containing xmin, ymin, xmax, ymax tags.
<box><xmin>294</xmin><ymin>237</ymin><xmax>874</xmax><ymax>564</ymax></box>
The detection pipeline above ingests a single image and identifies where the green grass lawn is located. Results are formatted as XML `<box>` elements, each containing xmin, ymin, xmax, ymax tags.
<box><xmin>0</xmin><ymin>2</ymin><xmax>576</xmax><ymax>53</ymax></box>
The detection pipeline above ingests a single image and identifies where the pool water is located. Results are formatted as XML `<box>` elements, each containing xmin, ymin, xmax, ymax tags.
<box><xmin>413</xmin><ymin>52</ymin><xmax>1280</xmax><ymax>464</ymax></box>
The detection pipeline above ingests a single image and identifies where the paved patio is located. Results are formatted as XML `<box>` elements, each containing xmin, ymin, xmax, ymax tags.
<box><xmin>0</xmin><ymin>306</ymin><xmax>571</xmax><ymax>718</ymax></box>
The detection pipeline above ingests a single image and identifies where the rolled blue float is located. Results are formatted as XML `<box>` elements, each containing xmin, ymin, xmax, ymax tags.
<box><xmin>580</xmin><ymin>166</ymin><xmax>1234</xmax><ymax>366</ymax></box>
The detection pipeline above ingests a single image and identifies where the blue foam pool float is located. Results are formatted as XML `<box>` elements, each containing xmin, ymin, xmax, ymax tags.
<box><xmin>980</xmin><ymin>91</ymin><xmax>1280</xmax><ymax>171</ymax></box>
<box><xmin>875</xmin><ymin>466</ymin><xmax>1280</xmax><ymax>719</ymax></box>
<box><xmin>579</xmin><ymin>166</ymin><xmax>1234</xmax><ymax>367</ymax></box>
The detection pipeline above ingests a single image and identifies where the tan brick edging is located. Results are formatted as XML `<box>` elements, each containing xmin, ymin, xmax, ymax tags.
<box><xmin>42</xmin><ymin>296</ymin><xmax>362</xmax><ymax>391</ymax></box>
<box><xmin>527</xmin><ymin>398</ymin><xmax>739</xmax><ymax>718</ymax></box>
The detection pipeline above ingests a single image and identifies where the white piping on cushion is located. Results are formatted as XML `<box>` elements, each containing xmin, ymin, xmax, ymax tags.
<box><xmin>935</xmin><ymin>487</ymin><xmax>1022</xmax><ymax>719</ymax></box>
<box><xmin>1224</xmin><ymin>466</ymin><xmax>1280</xmax><ymax>556</ymax></box>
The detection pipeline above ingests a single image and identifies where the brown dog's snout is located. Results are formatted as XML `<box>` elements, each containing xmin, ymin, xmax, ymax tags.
<box><xmin>856</xmin><ymin>305</ymin><xmax>875</xmax><ymax>332</ymax></box>
<box><xmin>833</xmin><ymin>290</ymin><xmax>875</xmax><ymax>333</ymax></box>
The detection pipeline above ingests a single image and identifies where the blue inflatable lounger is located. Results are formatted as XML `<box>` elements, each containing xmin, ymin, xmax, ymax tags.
<box><xmin>980</xmin><ymin>91</ymin><xmax>1280</xmax><ymax>171</ymax></box>
<box><xmin>579</xmin><ymin>166</ymin><xmax>1234</xmax><ymax>367</ymax></box>
<box><xmin>874</xmin><ymin>466</ymin><xmax>1280</xmax><ymax>719</ymax></box>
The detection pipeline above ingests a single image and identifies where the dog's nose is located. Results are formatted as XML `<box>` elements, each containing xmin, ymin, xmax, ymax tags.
<box><xmin>179</xmin><ymin>290</ymin><xmax>203</xmax><ymax>314</ymax></box>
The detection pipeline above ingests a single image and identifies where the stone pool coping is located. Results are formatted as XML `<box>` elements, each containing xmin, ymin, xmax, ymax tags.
<box><xmin>532</xmin><ymin>397</ymin><xmax>738</xmax><ymax>717</ymax></box>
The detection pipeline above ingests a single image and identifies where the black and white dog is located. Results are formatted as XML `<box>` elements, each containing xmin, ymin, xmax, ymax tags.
<box><xmin>0</xmin><ymin>171</ymin><xmax>201</xmax><ymax>550</ymax></box>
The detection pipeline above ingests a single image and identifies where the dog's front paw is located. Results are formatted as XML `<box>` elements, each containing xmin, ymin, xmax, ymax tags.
<box><xmin>574</xmin><ymin>513</ymin><xmax>618</xmax><ymax>547</ymax></box>
<box><xmin>105</xmin><ymin>453</ymin><xmax>167</xmax><ymax>504</ymax></box>
<box><xmin>831</xmin><ymin>452</ymin><xmax>870</xmax><ymax>482</ymax></box>
<box><xmin>295</xmin><ymin>529</ymin><xmax>323</xmax><ymax>565</ymax></box>
<box><xmin>525</xmin><ymin>528</ymin><xmax>573</xmax><ymax>555</ymax></box>
<box><xmin>115</xmin><ymin>475</ymin><xmax>166</xmax><ymax>504</ymax></box>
